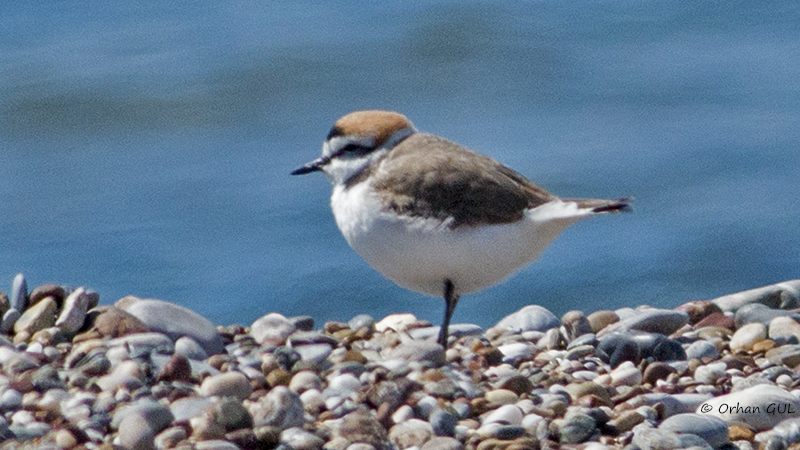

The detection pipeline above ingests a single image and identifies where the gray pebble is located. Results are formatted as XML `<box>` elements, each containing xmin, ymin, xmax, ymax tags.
<box><xmin>55</xmin><ymin>287</ymin><xmax>89</xmax><ymax>334</ymax></box>
<box><xmin>249</xmin><ymin>386</ymin><xmax>304</xmax><ymax>430</ymax></box>
<box><xmin>200</xmin><ymin>372</ymin><xmax>252</xmax><ymax>400</ymax></box>
<box><xmin>495</xmin><ymin>305</ymin><xmax>559</xmax><ymax>332</ymax></box>
<box><xmin>11</xmin><ymin>273</ymin><xmax>28</xmax><ymax>312</ymax></box>
<box><xmin>348</xmin><ymin>314</ymin><xmax>375</xmax><ymax>331</ymax></box>
<box><xmin>1</xmin><ymin>308</ymin><xmax>20</xmax><ymax>334</ymax></box>
<box><xmin>112</xmin><ymin>398</ymin><xmax>174</xmax><ymax>434</ymax></box>
<box><xmin>420</xmin><ymin>436</ymin><xmax>464</xmax><ymax>450</ymax></box>
<box><xmin>117</xmin><ymin>297</ymin><xmax>225</xmax><ymax>355</ymax></box>
<box><xmin>211</xmin><ymin>397</ymin><xmax>254</xmax><ymax>432</ymax></box>
<box><xmin>280</xmin><ymin>427</ymin><xmax>325</xmax><ymax>450</ymax></box>
<box><xmin>598</xmin><ymin>309</ymin><xmax>689</xmax><ymax>337</ymax></box>
<box><xmin>482</xmin><ymin>404</ymin><xmax>523</xmax><ymax>426</ymax></box>
<box><xmin>290</xmin><ymin>315</ymin><xmax>315</xmax><ymax>331</ymax></box>
<box><xmin>735</xmin><ymin>304</ymin><xmax>800</xmax><ymax>328</ymax></box>
<box><xmin>170</xmin><ymin>397</ymin><xmax>213</xmax><ymax>422</ymax></box>
<box><xmin>694</xmin><ymin>362</ymin><xmax>727</xmax><ymax>385</ymax></box>
<box><xmin>0</xmin><ymin>389</ymin><xmax>22</xmax><ymax>412</ymax></box>
<box><xmin>408</xmin><ymin>324</ymin><xmax>483</xmax><ymax>341</ymax></box>
<box><xmin>251</xmin><ymin>313</ymin><xmax>297</xmax><ymax>346</ymax></box>
<box><xmin>387</xmin><ymin>340</ymin><xmax>445</xmax><ymax>365</ymax></box>
<box><xmin>294</xmin><ymin>343</ymin><xmax>333</xmax><ymax>364</ymax></box>
<box><xmin>175</xmin><ymin>336</ymin><xmax>209</xmax><ymax>360</ymax></box>
<box><xmin>195</xmin><ymin>440</ymin><xmax>243</xmax><ymax>450</ymax></box>
<box><xmin>559</xmin><ymin>412</ymin><xmax>597</xmax><ymax>444</ymax></box>
<box><xmin>712</xmin><ymin>280</ymin><xmax>800</xmax><ymax>312</ymax></box>
<box><xmin>429</xmin><ymin>409</ymin><xmax>457</xmax><ymax>437</ymax></box>
<box><xmin>685</xmin><ymin>340</ymin><xmax>720</xmax><ymax>360</ymax></box>
<box><xmin>659</xmin><ymin>413</ymin><xmax>728</xmax><ymax>448</ymax></box>
<box><xmin>117</xmin><ymin>413</ymin><xmax>156</xmax><ymax>450</ymax></box>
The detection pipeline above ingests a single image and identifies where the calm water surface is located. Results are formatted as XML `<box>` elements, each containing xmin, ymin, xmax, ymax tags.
<box><xmin>1</xmin><ymin>1</ymin><xmax>798</xmax><ymax>327</ymax></box>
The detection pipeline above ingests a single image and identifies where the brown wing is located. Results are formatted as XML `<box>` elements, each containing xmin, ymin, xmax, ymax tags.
<box><xmin>371</xmin><ymin>133</ymin><xmax>555</xmax><ymax>228</ymax></box>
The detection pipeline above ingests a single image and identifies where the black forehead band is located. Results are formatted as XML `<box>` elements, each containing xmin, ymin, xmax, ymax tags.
<box><xmin>326</xmin><ymin>126</ymin><xmax>345</xmax><ymax>141</ymax></box>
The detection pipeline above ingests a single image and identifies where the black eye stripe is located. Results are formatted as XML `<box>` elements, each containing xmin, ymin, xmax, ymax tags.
<box><xmin>334</xmin><ymin>143</ymin><xmax>372</xmax><ymax>157</ymax></box>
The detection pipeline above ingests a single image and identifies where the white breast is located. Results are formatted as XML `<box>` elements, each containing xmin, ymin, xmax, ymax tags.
<box><xmin>331</xmin><ymin>183</ymin><xmax>591</xmax><ymax>297</ymax></box>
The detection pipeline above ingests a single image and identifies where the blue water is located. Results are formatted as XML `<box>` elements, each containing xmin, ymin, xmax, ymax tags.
<box><xmin>2</xmin><ymin>1</ymin><xmax>799</xmax><ymax>328</ymax></box>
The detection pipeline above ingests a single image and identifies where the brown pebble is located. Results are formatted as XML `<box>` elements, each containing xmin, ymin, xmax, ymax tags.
<box><xmin>157</xmin><ymin>354</ymin><xmax>192</xmax><ymax>383</ymax></box>
<box><xmin>695</xmin><ymin>312</ymin><xmax>735</xmax><ymax>330</ymax></box>
<box><xmin>751</xmin><ymin>339</ymin><xmax>777</xmax><ymax>354</ymax></box>
<box><xmin>642</xmin><ymin>362</ymin><xmax>675</xmax><ymax>385</ymax></box>
<box><xmin>476</xmin><ymin>437</ymin><xmax>538</xmax><ymax>450</ymax></box>
<box><xmin>0</xmin><ymin>291</ymin><xmax>9</xmax><ymax>317</ymax></box>
<box><xmin>265</xmin><ymin>369</ymin><xmax>291</xmax><ymax>388</ymax></box>
<box><xmin>29</xmin><ymin>284</ymin><xmax>66</xmax><ymax>306</ymax></box>
<box><xmin>324</xmin><ymin>321</ymin><xmax>350</xmax><ymax>334</ymax></box>
<box><xmin>497</xmin><ymin>375</ymin><xmax>534</xmax><ymax>396</ymax></box>
<box><xmin>587</xmin><ymin>310</ymin><xmax>620</xmax><ymax>333</ymax></box>
<box><xmin>207</xmin><ymin>354</ymin><xmax>231</xmax><ymax>370</ymax></box>
<box><xmin>728</xmin><ymin>424</ymin><xmax>755</xmax><ymax>442</ymax></box>
<box><xmin>91</xmin><ymin>306</ymin><xmax>150</xmax><ymax>338</ymax></box>
<box><xmin>606</xmin><ymin>410</ymin><xmax>645</xmax><ymax>435</ymax></box>
<box><xmin>342</xmin><ymin>349</ymin><xmax>368</xmax><ymax>364</ymax></box>
<box><xmin>675</xmin><ymin>300</ymin><xmax>723</xmax><ymax>324</ymax></box>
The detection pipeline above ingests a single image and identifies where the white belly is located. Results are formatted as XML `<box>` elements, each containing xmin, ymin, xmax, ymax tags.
<box><xmin>331</xmin><ymin>183</ymin><xmax>590</xmax><ymax>297</ymax></box>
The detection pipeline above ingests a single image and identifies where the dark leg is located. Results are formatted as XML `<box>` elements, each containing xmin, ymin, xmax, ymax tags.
<box><xmin>437</xmin><ymin>279</ymin><xmax>460</xmax><ymax>347</ymax></box>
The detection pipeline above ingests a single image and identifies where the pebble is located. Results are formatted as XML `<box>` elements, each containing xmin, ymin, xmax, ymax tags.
<box><xmin>609</xmin><ymin>361</ymin><xmax>642</xmax><ymax>386</ymax></box>
<box><xmin>375</xmin><ymin>313</ymin><xmax>418</xmax><ymax>332</ymax></box>
<box><xmin>251</xmin><ymin>312</ymin><xmax>297</xmax><ymax>346</ymax></box>
<box><xmin>13</xmin><ymin>296</ymin><xmax>57</xmax><ymax>335</ymax></box>
<box><xmin>249</xmin><ymin>386</ymin><xmax>304</xmax><ymax>430</ymax></box>
<box><xmin>3</xmin><ymin>275</ymin><xmax>800</xmax><ymax>449</ymax></box>
<box><xmin>494</xmin><ymin>305</ymin><xmax>559</xmax><ymax>332</ymax></box>
<box><xmin>117</xmin><ymin>414</ymin><xmax>156</xmax><ymax>450</ymax></box>
<box><xmin>10</xmin><ymin>274</ymin><xmax>28</xmax><ymax>312</ymax></box>
<box><xmin>389</xmin><ymin>419</ymin><xmax>434</xmax><ymax>449</ymax></box>
<box><xmin>768</xmin><ymin>316</ymin><xmax>800</xmax><ymax>343</ymax></box>
<box><xmin>559</xmin><ymin>411</ymin><xmax>597</xmax><ymax>444</ymax></box>
<box><xmin>735</xmin><ymin>303</ymin><xmax>800</xmax><ymax>328</ymax></box>
<box><xmin>712</xmin><ymin>280</ymin><xmax>800</xmax><ymax>311</ymax></box>
<box><xmin>429</xmin><ymin>409</ymin><xmax>458</xmax><ymax>437</ymax></box>
<box><xmin>700</xmin><ymin>384</ymin><xmax>800</xmax><ymax>431</ymax></box>
<box><xmin>658</xmin><ymin>413</ymin><xmax>729</xmax><ymax>448</ymax></box>
<box><xmin>421</xmin><ymin>436</ymin><xmax>463</xmax><ymax>450</ymax></box>
<box><xmin>387</xmin><ymin>340</ymin><xmax>445</xmax><ymax>365</ymax></box>
<box><xmin>117</xmin><ymin>297</ymin><xmax>225</xmax><ymax>355</ymax></box>
<box><xmin>686</xmin><ymin>339</ymin><xmax>720</xmax><ymax>360</ymax></box>
<box><xmin>694</xmin><ymin>361</ymin><xmax>727</xmax><ymax>384</ymax></box>
<box><xmin>175</xmin><ymin>336</ymin><xmax>209</xmax><ymax>360</ymax></box>
<box><xmin>597</xmin><ymin>309</ymin><xmax>689</xmax><ymax>337</ymax></box>
<box><xmin>729</xmin><ymin>322</ymin><xmax>768</xmax><ymax>353</ymax></box>
<box><xmin>55</xmin><ymin>287</ymin><xmax>90</xmax><ymax>334</ymax></box>
<box><xmin>481</xmin><ymin>404</ymin><xmax>523</xmax><ymax>426</ymax></box>
<box><xmin>281</xmin><ymin>427</ymin><xmax>326</xmax><ymax>450</ymax></box>
<box><xmin>586</xmin><ymin>310</ymin><xmax>620</xmax><ymax>333</ymax></box>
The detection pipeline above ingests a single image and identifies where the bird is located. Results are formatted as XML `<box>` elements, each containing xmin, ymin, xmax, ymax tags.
<box><xmin>292</xmin><ymin>110</ymin><xmax>631</xmax><ymax>347</ymax></box>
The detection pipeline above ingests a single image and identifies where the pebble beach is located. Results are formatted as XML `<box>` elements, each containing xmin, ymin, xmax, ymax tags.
<box><xmin>3</xmin><ymin>274</ymin><xmax>800</xmax><ymax>450</ymax></box>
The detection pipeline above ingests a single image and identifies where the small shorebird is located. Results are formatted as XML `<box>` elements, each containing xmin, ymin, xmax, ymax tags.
<box><xmin>292</xmin><ymin>110</ymin><xmax>630</xmax><ymax>346</ymax></box>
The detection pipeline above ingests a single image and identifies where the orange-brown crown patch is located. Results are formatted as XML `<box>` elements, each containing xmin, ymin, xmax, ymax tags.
<box><xmin>330</xmin><ymin>110</ymin><xmax>414</xmax><ymax>147</ymax></box>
